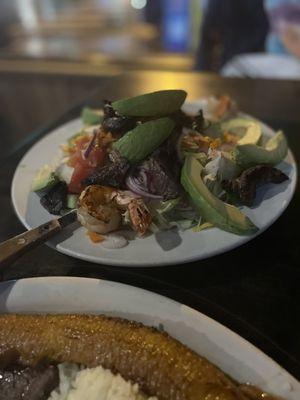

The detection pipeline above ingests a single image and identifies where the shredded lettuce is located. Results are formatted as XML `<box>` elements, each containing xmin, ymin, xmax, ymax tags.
<box><xmin>149</xmin><ymin>198</ymin><xmax>198</xmax><ymax>231</ymax></box>
<box><xmin>203</xmin><ymin>150</ymin><xmax>241</xmax><ymax>198</ymax></box>
<box><xmin>156</xmin><ymin>198</ymin><xmax>179</xmax><ymax>214</ymax></box>
<box><xmin>169</xmin><ymin>219</ymin><xmax>197</xmax><ymax>230</ymax></box>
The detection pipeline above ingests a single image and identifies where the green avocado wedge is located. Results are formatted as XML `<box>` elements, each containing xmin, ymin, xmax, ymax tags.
<box><xmin>112</xmin><ymin>90</ymin><xmax>187</xmax><ymax>117</ymax></box>
<box><xmin>113</xmin><ymin>117</ymin><xmax>175</xmax><ymax>163</ymax></box>
<box><xmin>181</xmin><ymin>156</ymin><xmax>258</xmax><ymax>236</ymax></box>
<box><xmin>81</xmin><ymin>107</ymin><xmax>103</xmax><ymax>126</ymax></box>
<box><xmin>31</xmin><ymin>165</ymin><xmax>58</xmax><ymax>194</ymax></box>
<box><xmin>221</xmin><ymin>118</ymin><xmax>262</xmax><ymax>145</ymax></box>
<box><xmin>233</xmin><ymin>131</ymin><xmax>288</xmax><ymax>168</ymax></box>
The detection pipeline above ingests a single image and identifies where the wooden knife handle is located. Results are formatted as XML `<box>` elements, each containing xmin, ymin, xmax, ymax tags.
<box><xmin>0</xmin><ymin>220</ymin><xmax>62</xmax><ymax>268</ymax></box>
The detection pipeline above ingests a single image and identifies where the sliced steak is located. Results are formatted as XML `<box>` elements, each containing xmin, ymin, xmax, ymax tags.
<box><xmin>0</xmin><ymin>364</ymin><xmax>59</xmax><ymax>400</ymax></box>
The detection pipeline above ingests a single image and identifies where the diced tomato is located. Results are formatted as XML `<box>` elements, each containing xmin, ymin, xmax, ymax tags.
<box><xmin>68</xmin><ymin>149</ymin><xmax>81</xmax><ymax>168</ymax></box>
<box><xmin>86</xmin><ymin>146</ymin><xmax>106</xmax><ymax>168</ymax></box>
<box><xmin>67</xmin><ymin>133</ymin><xmax>107</xmax><ymax>193</ymax></box>
<box><xmin>67</xmin><ymin>135</ymin><xmax>93</xmax><ymax>167</ymax></box>
<box><xmin>68</xmin><ymin>146</ymin><xmax>106</xmax><ymax>194</ymax></box>
<box><xmin>68</xmin><ymin>162</ymin><xmax>93</xmax><ymax>194</ymax></box>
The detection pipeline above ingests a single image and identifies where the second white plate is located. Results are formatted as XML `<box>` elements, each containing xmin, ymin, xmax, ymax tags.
<box><xmin>0</xmin><ymin>277</ymin><xmax>299</xmax><ymax>399</ymax></box>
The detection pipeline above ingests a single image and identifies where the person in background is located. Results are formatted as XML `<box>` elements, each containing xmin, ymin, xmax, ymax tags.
<box><xmin>195</xmin><ymin>0</ymin><xmax>269</xmax><ymax>71</ymax></box>
<box><xmin>265</xmin><ymin>0</ymin><xmax>300</xmax><ymax>58</ymax></box>
<box><xmin>220</xmin><ymin>0</ymin><xmax>300</xmax><ymax>79</ymax></box>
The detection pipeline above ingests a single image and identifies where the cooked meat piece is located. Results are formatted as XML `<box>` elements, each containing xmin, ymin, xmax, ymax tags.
<box><xmin>84</xmin><ymin>152</ymin><xmax>130</xmax><ymax>188</ymax></box>
<box><xmin>222</xmin><ymin>165</ymin><xmax>289</xmax><ymax>206</ymax></box>
<box><xmin>0</xmin><ymin>363</ymin><xmax>58</xmax><ymax>400</ymax></box>
<box><xmin>40</xmin><ymin>181</ymin><xmax>68</xmax><ymax>215</ymax></box>
<box><xmin>103</xmin><ymin>100</ymin><xmax>115</xmax><ymax>118</ymax></box>
<box><xmin>0</xmin><ymin>314</ymin><xmax>247</xmax><ymax>400</ymax></box>
<box><xmin>102</xmin><ymin>101</ymin><xmax>136</xmax><ymax>135</ymax></box>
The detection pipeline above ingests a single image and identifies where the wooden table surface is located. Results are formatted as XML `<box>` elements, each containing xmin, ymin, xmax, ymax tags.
<box><xmin>0</xmin><ymin>70</ymin><xmax>299</xmax><ymax>378</ymax></box>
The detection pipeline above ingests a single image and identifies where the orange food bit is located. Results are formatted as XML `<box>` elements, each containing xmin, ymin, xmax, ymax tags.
<box><xmin>182</xmin><ymin>133</ymin><xmax>217</xmax><ymax>152</ymax></box>
<box><xmin>86</xmin><ymin>231</ymin><xmax>104</xmax><ymax>243</ymax></box>
<box><xmin>73</xmin><ymin>134</ymin><xmax>87</xmax><ymax>145</ymax></box>
<box><xmin>209</xmin><ymin>138</ymin><xmax>222</xmax><ymax>149</ymax></box>
<box><xmin>95</xmin><ymin>129</ymin><xmax>115</xmax><ymax>146</ymax></box>
<box><xmin>194</xmin><ymin>135</ymin><xmax>211</xmax><ymax>144</ymax></box>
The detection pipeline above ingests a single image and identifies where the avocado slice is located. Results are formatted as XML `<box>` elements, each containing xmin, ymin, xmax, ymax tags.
<box><xmin>31</xmin><ymin>165</ymin><xmax>58</xmax><ymax>193</ymax></box>
<box><xmin>113</xmin><ymin>117</ymin><xmax>175</xmax><ymax>163</ymax></box>
<box><xmin>221</xmin><ymin>118</ymin><xmax>262</xmax><ymax>145</ymax></box>
<box><xmin>81</xmin><ymin>107</ymin><xmax>103</xmax><ymax>126</ymax></box>
<box><xmin>112</xmin><ymin>90</ymin><xmax>187</xmax><ymax>117</ymax></box>
<box><xmin>67</xmin><ymin>194</ymin><xmax>79</xmax><ymax>209</ymax></box>
<box><xmin>233</xmin><ymin>131</ymin><xmax>288</xmax><ymax>167</ymax></box>
<box><xmin>181</xmin><ymin>156</ymin><xmax>258</xmax><ymax>235</ymax></box>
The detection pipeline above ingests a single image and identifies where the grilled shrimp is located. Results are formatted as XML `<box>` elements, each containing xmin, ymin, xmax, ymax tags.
<box><xmin>128</xmin><ymin>199</ymin><xmax>152</xmax><ymax>236</ymax></box>
<box><xmin>113</xmin><ymin>191</ymin><xmax>152</xmax><ymax>235</ymax></box>
<box><xmin>77</xmin><ymin>185</ymin><xmax>151</xmax><ymax>235</ymax></box>
<box><xmin>77</xmin><ymin>185</ymin><xmax>121</xmax><ymax>234</ymax></box>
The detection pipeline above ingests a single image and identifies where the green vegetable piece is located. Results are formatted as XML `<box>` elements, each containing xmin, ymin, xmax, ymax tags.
<box><xmin>181</xmin><ymin>155</ymin><xmax>258</xmax><ymax>235</ymax></box>
<box><xmin>31</xmin><ymin>165</ymin><xmax>58</xmax><ymax>193</ymax></box>
<box><xmin>233</xmin><ymin>131</ymin><xmax>288</xmax><ymax>167</ymax></box>
<box><xmin>156</xmin><ymin>198</ymin><xmax>180</xmax><ymax>214</ymax></box>
<box><xmin>67</xmin><ymin>194</ymin><xmax>79</xmax><ymax>209</ymax></box>
<box><xmin>113</xmin><ymin>117</ymin><xmax>175</xmax><ymax>163</ymax></box>
<box><xmin>112</xmin><ymin>90</ymin><xmax>187</xmax><ymax>117</ymax></box>
<box><xmin>81</xmin><ymin>107</ymin><xmax>103</xmax><ymax>126</ymax></box>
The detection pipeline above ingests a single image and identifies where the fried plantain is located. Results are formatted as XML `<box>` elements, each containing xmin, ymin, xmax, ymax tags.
<box><xmin>0</xmin><ymin>314</ymin><xmax>247</xmax><ymax>400</ymax></box>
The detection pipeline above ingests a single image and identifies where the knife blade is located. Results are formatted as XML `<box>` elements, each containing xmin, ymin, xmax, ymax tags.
<box><xmin>0</xmin><ymin>210</ymin><xmax>77</xmax><ymax>268</ymax></box>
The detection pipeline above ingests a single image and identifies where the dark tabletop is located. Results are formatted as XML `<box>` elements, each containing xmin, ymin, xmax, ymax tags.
<box><xmin>0</xmin><ymin>70</ymin><xmax>299</xmax><ymax>378</ymax></box>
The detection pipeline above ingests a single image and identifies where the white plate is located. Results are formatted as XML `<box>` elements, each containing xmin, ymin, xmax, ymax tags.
<box><xmin>11</xmin><ymin>103</ymin><xmax>297</xmax><ymax>266</ymax></box>
<box><xmin>0</xmin><ymin>276</ymin><xmax>299</xmax><ymax>398</ymax></box>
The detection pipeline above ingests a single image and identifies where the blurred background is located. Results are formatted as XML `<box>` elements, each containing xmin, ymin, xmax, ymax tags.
<box><xmin>0</xmin><ymin>0</ymin><xmax>300</xmax><ymax>77</ymax></box>
<box><xmin>1</xmin><ymin>0</ymin><xmax>300</xmax><ymax>157</ymax></box>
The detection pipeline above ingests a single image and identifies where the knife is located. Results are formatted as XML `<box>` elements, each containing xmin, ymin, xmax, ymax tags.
<box><xmin>0</xmin><ymin>210</ymin><xmax>77</xmax><ymax>268</ymax></box>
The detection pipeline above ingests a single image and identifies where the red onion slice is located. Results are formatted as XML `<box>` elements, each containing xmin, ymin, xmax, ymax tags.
<box><xmin>83</xmin><ymin>132</ymin><xmax>97</xmax><ymax>160</ymax></box>
<box><xmin>126</xmin><ymin>175</ymin><xmax>163</xmax><ymax>200</ymax></box>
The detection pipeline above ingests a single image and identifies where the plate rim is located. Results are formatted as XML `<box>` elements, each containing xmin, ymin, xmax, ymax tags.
<box><xmin>0</xmin><ymin>276</ymin><xmax>299</xmax><ymax>393</ymax></box>
<box><xmin>11</xmin><ymin>113</ymin><xmax>298</xmax><ymax>267</ymax></box>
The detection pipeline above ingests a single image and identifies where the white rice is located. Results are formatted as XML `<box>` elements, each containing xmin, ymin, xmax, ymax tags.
<box><xmin>48</xmin><ymin>363</ymin><xmax>157</xmax><ymax>400</ymax></box>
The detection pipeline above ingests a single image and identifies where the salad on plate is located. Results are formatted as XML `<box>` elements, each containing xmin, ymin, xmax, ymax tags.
<box><xmin>31</xmin><ymin>90</ymin><xmax>289</xmax><ymax>248</ymax></box>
